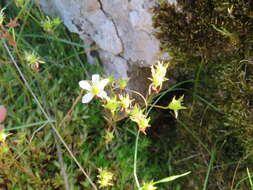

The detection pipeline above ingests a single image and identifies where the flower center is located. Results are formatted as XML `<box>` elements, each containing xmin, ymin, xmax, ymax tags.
<box><xmin>91</xmin><ymin>85</ymin><xmax>100</xmax><ymax>95</ymax></box>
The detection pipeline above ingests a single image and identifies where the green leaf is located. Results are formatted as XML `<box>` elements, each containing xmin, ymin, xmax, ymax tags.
<box><xmin>153</xmin><ymin>171</ymin><xmax>191</xmax><ymax>185</ymax></box>
<box><xmin>5</xmin><ymin>120</ymin><xmax>56</xmax><ymax>131</ymax></box>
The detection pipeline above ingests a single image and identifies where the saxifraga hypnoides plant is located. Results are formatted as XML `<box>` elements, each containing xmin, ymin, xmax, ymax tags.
<box><xmin>78</xmin><ymin>61</ymin><xmax>190</xmax><ymax>189</ymax></box>
<box><xmin>0</xmin><ymin>4</ymin><xmax>189</xmax><ymax>189</ymax></box>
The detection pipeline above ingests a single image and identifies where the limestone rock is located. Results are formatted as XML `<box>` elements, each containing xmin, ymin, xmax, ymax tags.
<box><xmin>37</xmin><ymin>0</ymin><xmax>175</xmax><ymax>93</ymax></box>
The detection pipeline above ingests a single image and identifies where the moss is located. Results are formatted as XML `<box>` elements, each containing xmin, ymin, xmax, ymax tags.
<box><xmin>213</xmin><ymin>57</ymin><xmax>253</xmax><ymax>152</ymax></box>
<box><xmin>153</xmin><ymin>0</ymin><xmax>253</xmax><ymax>58</ymax></box>
<box><xmin>153</xmin><ymin>1</ymin><xmax>253</xmax><ymax>188</ymax></box>
<box><xmin>153</xmin><ymin>0</ymin><xmax>253</xmax><ymax>152</ymax></box>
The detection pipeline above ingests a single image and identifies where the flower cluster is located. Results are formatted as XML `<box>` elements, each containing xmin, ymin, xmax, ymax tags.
<box><xmin>79</xmin><ymin>74</ymin><xmax>151</xmax><ymax>133</ymax></box>
<box><xmin>79</xmin><ymin>74</ymin><xmax>133</xmax><ymax>113</ymax></box>
<box><xmin>119</xmin><ymin>94</ymin><xmax>132</xmax><ymax>112</ymax></box>
<box><xmin>168</xmin><ymin>95</ymin><xmax>187</xmax><ymax>118</ymax></box>
<box><xmin>103</xmin><ymin>96</ymin><xmax>120</xmax><ymax>114</ymax></box>
<box><xmin>149</xmin><ymin>61</ymin><xmax>168</xmax><ymax>93</ymax></box>
<box><xmin>24</xmin><ymin>51</ymin><xmax>45</xmax><ymax>71</ymax></box>
<box><xmin>77</xmin><ymin>61</ymin><xmax>187</xmax><ymax>188</ymax></box>
<box><xmin>41</xmin><ymin>16</ymin><xmax>61</xmax><ymax>33</ymax></box>
<box><xmin>97</xmin><ymin>168</ymin><xmax>114</xmax><ymax>188</ymax></box>
<box><xmin>130</xmin><ymin>105</ymin><xmax>151</xmax><ymax>135</ymax></box>
<box><xmin>79</xmin><ymin>64</ymin><xmax>186</xmax><ymax>134</ymax></box>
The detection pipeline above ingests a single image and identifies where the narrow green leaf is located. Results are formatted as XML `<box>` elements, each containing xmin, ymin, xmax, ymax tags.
<box><xmin>23</xmin><ymin>34</ymin><xmax>89</xmax><ymax>48</ymax></box>
<box><xmin>247</xmin><ymin>168</ymin><xmax>253</xmax><ymax>190</ymax></box>
<box><xmin>153</xmin><ymin>171</ymin><xmax>191</xmax><ymax>185</ymax></box>
<box><xmin>5</xmin><ymin>120</ymin><xmax>56</xmax><ymax>131</ymax></box>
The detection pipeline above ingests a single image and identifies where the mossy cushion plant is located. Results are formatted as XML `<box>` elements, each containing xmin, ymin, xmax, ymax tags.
<box><xmin>1</xmin><ymin>1</ymin><xmax>191</xmax><ymax>189</ymax></box>
<box><xmin>153</xmin><ymin>1</ymin><xmax>253</xmax><ymax>189</ymax></box>
<box><xmin>153</xmin><ymin>0</ymin><xmax>253</xmax><ymax>153</ymax></box>
<box><xmin>154</xmin><ymin>0</ymin><xmax>253</xmax><ymax>57</ymax></box>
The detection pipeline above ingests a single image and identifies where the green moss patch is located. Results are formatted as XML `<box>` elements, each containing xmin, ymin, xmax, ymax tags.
<box><xmin>153</xmin><ymin>1</ymin><xmax>253</xmax><ymax>188</ymax></box>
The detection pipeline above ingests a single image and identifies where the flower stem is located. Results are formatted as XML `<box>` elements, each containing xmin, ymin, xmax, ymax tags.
<box><xmin>134</xmin><ymin>130</ymin><xmax>141</xmax><ymax>189</ymax></box>
<box><xmin>148</xmin><ymin>104</ymin><xmax>169</xmax><ymax>109</ymax></box>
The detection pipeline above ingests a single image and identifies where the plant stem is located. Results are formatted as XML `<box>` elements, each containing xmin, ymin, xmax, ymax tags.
<box><xmin>134</xmin><ymin>130</ymin><xmax>141</xmax><ymax>189</ymax></box>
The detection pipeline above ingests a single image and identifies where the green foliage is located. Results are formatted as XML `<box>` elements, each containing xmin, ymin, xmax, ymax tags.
<box><xmin>154</xmin><ymin>0</ymin><xmax>253</xmax><ymax>155</ymax></box>
<box><xmin>0</xmin><ymin>1</ymin><xmax>188</xmax><ymax>189</ymax></box>
<box><xmin>154</xmin><ymin>0</ymin><xmax>253</xmax><ymax>57</ymax></box>
<box><xmin>153</xmin><ymin>0</ymin><xmax>253</xmax><ymax>189</ymax></box>
<box><xmin>209</xmin><ymin>57</ymin><xmax>253</xmax><ymax>153</ymax></box>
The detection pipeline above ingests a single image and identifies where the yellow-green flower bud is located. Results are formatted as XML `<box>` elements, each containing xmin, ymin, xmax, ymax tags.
<box><xmin>119</xmin><ymin>78</ymin><xmax>128</xmax><ymax>89</ymax></box>
<box><xmin>130</xmin><ymin>105</ymin><xmax>151</xmax><ymax>135</ymax></box>
<box><xmin>97</xmin><ymin>168</ymin><xmax>114</xmax><ymax>188</ymax></box>
<box><xmin>104</xmin><ymin>130</ymin><xmax>114</xmax><ymax>143</ymax></box>
<box><xmin>104</xmin><ymin>96</ymin><xmax>120</xmax><ymax>114</ymax></box>
<box><xmin>24</xmin><ymin>51</ymin><xmax>45</xmax><ymax>71</ymax></box>
<box><xmin>149</xmin><ymin>61</ymin><xmax>169</xmax><ymax>93</ymax></box>
<box><xmin>119</xmin><ymin>94</ymin><xmax>132</xmax><ymax>111</ymax></box>
<box><xmin>168</xmin><ymin>95</ymin><xmax>187</xmax><ymax>118</ymax></box>
<box><xmin>41</xmin><ymin>16</ymin><xmax>61</xmax><ymax>33</ymax></box>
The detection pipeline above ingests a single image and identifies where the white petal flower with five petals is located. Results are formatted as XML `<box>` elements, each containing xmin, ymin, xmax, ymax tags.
<box><xmin>79</xmin><ymin>74</ymin><xmax>109</xmax><ymax>103</ymax></box>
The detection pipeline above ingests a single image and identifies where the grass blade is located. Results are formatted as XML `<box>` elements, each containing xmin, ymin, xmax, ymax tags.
<box><xmin>23</xmin><ymin>34</ymin><xmax>89</xmax><ymax>48</ymax></box>
<box><xmin>5</xmin><ymin>120</ymin><xmax>56</xmax><ymax>131</ymax></box>
<box><xmin>247</xmin><ymin>168</ymin><xmax>253</xmax><ymax>190</ymax></box>
<box><xmin>203</xmin><ymin>149</ymin><xmax>216</xmax><ymax>190</ymax></box>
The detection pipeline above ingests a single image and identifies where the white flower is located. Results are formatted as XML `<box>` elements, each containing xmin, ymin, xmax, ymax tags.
<box><xmin>79</xmin><ymin>74</ymin><xmax>109</xmax><ymax>103</ymax></box>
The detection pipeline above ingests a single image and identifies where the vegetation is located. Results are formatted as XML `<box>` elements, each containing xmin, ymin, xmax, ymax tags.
<box><xmin>0</xmin><ymin>1</ymin><xmax>189</xmax><ymax>189</ymax></box>
<box><xmin>0</xmin><ymin>0</ymin><xmax>252</xmax><ymax>190</ymax></box>
<box><xmin>153</xmin><ymin>0</ymin><xmax>253</xmax><ymax>189</ymax></box>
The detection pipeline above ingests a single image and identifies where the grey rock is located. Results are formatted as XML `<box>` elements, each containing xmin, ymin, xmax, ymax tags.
<box><xmin>37</xmin><ymin>0</ymin><xmax>174</xmax><ymax>93</ymax></box>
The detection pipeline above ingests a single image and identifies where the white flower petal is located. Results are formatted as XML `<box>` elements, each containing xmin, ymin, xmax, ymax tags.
<box><xmin>97</xmin><ymin>91</ymin><xmax>108</xmax><ymax>99</ymax></box>
<box><xmin>99</xmin><ymin>78</ymin><xmax>109</xmax><ymax>89</ymax></box>
<box><xmin>92</xmin><ymin>74</ymin><xmax>100</xmax><ymax>84</ymax></box>
<box><xmin>79</xmin><ymin>80</ymin><xmax>91</xmax><ymax>91</ymax></box>
<box><xmin>82</xmin><ymin>93</ymin><xmax>94</xmax><ymax>103</ymax></box>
